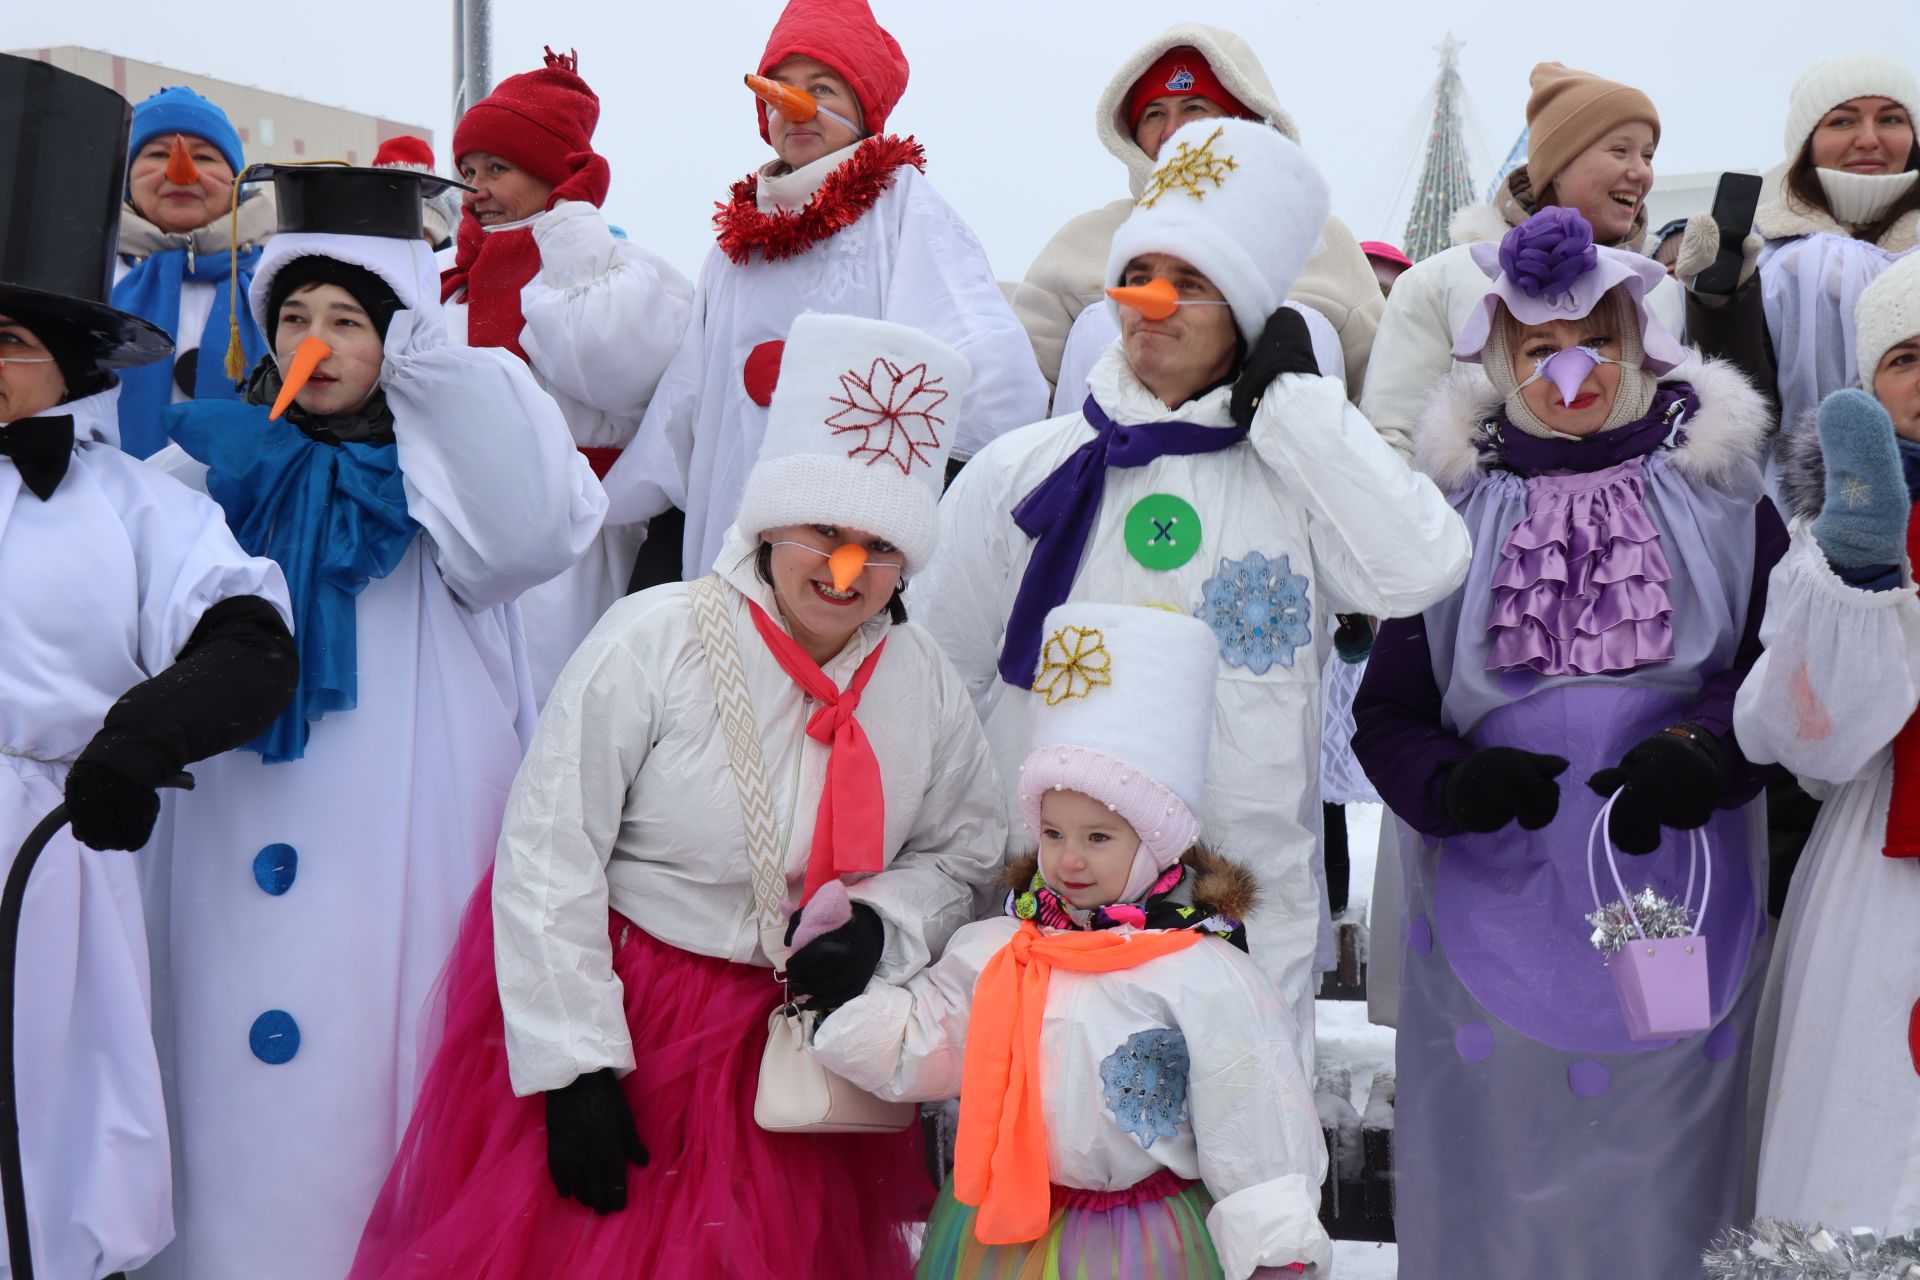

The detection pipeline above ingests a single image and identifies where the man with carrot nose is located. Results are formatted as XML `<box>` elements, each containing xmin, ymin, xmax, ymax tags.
<box><xmin>140</xmin><ymin>162</ymin><xmax>606</xmax><ymax>1280</ymax></box>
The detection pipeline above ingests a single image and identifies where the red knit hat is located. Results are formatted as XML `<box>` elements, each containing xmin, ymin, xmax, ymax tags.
<box><xmin>453</xmin><ymin>46</ymin><xmax>600</xmax><ymax>189</ymax></box>
<box><xmin>373</xmin><ymin>135</ymin><xmax>435</xmax><ymax>170</ymax></box>
<box><xmin>756</xmin><ymin>0</ymin><xmax>909</xmax><ymax>143</ymax></box>
<box><xmin>1125</xmin><ymin>47</ymin><xmax>1251</xmax><ymax>132</ymax></box>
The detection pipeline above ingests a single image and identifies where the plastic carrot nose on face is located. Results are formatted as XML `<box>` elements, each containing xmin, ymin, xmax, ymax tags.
<box><xmin>164</xmin><ymin>134</ymin><xmax>201</xmax><ymax>186</ymax></box>
<box><xmin>828</xmin><ymin>544</ymin><xmax>868</xmax><ymax>592</ymax></box>
<box><xmin>1105</xmin><ymin>278</ymin><xmax>1180</xmax><ymax>321</ymax></box>
<box><xmin>270</xmin><ymin>336</ymin><xmax>332</xmax><ymax>421</ymax></box>
<box><xmin>745</xmin><ymin>73</ymin><xmax>817</xmax><ymax>123</ymax></box>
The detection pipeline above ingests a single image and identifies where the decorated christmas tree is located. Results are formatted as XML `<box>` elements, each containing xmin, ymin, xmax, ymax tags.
<box><xmin>1403</xmin><ymin>35</ymin><xmax>1475</xmax><ymax>262</ymax></box>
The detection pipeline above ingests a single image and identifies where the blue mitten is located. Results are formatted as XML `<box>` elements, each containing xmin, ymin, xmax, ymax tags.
<box><xmin>1811</xmin><ymin>389</ymin><xmax>1908</xmax><ymax>571</ymax></box>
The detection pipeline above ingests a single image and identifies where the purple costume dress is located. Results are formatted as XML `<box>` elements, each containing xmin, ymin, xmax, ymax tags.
<box><xmin>1354</xmin><ymin>370</ymin><xmax>1785</xmax><ymax>1278</ymax></box>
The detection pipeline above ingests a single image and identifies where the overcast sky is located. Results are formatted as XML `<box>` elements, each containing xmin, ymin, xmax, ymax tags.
<box><xmin>14</xmin><ymin>2</ymin><xmax>1920</xmax><ymax>281</ymax></box>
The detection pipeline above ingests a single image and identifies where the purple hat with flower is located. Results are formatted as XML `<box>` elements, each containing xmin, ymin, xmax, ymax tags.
<box><xmin>1452</xmin><ymin>206</ymin><xmax>1686</xmax><ymax>375</ymax></box>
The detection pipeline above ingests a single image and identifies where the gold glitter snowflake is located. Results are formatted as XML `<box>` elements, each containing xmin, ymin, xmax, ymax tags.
<box><xmin>1138</xmin><ymin>125</ymin><xmax>1239</xmax><ymax>209</ymax></box>
<box><xmin>1033</xmin><ymin>626</ymin><xmax>1113</xmax><ymax>706</ymax></box>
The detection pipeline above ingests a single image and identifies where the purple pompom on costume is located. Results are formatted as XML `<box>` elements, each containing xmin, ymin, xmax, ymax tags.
<box><xmin>1496</xmin><ymin>206</ymin><xmax>1599</xmax><ymax>302</ymax></box>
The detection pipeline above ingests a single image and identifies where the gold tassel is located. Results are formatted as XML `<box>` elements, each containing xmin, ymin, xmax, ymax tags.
<box><xmin>224</xmin><ymin>176</ymin><xmax>246</xmax><ymax>382</ymax></box>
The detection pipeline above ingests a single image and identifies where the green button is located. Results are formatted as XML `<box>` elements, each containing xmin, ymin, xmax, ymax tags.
<box><xmin>1124</xmin><ymin>494</ymin><xmax>1202</xmax><ymax>570</ymax></box>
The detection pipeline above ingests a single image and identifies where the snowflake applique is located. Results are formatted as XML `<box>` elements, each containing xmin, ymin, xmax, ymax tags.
<box><xmin>1138</xmin><ymin>124</ymin><xmax>1239</xmax><ymax>209</ymax></box>
<box><xmin>1099</xmin><ymin>1028</ymin><xmax>1191</xmax><ymax>1148</ymax></box>
<box><xmin>1840</xmin><ymin>475</ymin><xmax>1873</xmax><ymax>510</ymax></box>
<box><xmin>1032</xmin><ymin>625</ymin><xmax>1113</xmax><ymax>705</ymax></box>
<box><xmin>1196</xmin><ymin>551</ymin><xmax>1312</xmax><ymax>675</ymax></box>
<box><xmin>825</xmin><ymin>358</ymin><xmax>948</xmax><ymax>475</ymax></box>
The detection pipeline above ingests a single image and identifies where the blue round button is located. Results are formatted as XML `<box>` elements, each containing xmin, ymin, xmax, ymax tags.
<box><xmin>249</xmin><ymin>1010</ymin><xmax>300</xmax><ymax>1065</ymax></box>
<box><xmin>252</xmin><ymin>844</ymin><xmax>298</xmax><ymax>896</ymax></box>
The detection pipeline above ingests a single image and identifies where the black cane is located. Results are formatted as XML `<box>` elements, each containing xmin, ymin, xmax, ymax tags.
<box><xmin>0</xmin><ymin>774</ymin><xmax>192</xmax><ymax>1280</ymax></box>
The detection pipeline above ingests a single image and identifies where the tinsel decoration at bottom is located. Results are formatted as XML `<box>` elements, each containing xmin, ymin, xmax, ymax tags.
<box><xmin>1586</xmin><ymin>887</ymin><xmax>1697</xmax><ymax>957</ymax></box>
<box><xmin>1701</xmin><ymin>1218</ymin><xmax>1920</xmax><ymax>1279</ymax></box>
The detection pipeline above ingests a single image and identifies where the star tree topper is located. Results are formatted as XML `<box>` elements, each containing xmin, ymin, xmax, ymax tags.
<box><xmin>826</xmin><ymin>358</ymin><xmax>949</xmax><ymax>475</ymax></box>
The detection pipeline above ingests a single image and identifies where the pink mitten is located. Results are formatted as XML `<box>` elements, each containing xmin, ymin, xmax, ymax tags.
<box><xmin>788</xmin><ymin>880</ymin><xmax>854</xmax><ymax>952</ymax></box>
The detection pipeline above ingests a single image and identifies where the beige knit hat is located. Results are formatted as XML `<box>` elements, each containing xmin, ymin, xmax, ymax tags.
<box><xmin>1525</xmin><ymin>62</ymin><xmax>1661</xmax><ymax>196</ymax></box>
<box><xmin>1853</xmin><ymin>251</ymin><xmax>1920</xmax><ymax>388</ymax></box>
<box><xmin>1783</xmin><ymin>52</ymin><xmax>1920</xmax><ymax>161</ymax></box>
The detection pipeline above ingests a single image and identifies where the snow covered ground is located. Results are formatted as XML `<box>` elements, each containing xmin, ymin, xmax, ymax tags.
<box><xmin>1317</xmin><ymin>802</ymin><xmax>1399</xmax><ymax>1278</ymax></box>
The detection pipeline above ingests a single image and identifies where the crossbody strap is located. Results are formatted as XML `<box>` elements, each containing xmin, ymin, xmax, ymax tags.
<box><xmin>687</xmin><ymin>574</ymin><xmax>791</xmax><ymax>963</ymax></box>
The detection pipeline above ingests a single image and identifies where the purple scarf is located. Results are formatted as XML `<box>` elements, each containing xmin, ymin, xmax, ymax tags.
<box><xmin>997</xmin><ymin>396</ymin><xmax>1248</xmax><ymax>687</ymax></box>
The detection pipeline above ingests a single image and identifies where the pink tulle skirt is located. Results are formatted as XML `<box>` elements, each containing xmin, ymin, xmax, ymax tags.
<box><xmin>350</xmin><ymin>874</ymin><xmax>928</xmax><ymax>1279</ymax></box>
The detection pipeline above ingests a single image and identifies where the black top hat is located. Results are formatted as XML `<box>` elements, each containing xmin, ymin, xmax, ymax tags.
<box><xmin>0</xmin><ymin>53</ymin><xmax>173</xmax><ymax>370</ymax></box>
<box><xmin>241</xmin><ymin>163</ymin><xmax>473</xmax><ymax>241</ymax></box>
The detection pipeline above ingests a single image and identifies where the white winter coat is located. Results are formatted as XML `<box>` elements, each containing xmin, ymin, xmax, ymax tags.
<box><xmin>1010</xmin><ymin>22</ymin><xmax>1384</xmax><ymax>400</ymax></box>
<box><xmin>143</xmin><ymin>232</ymin><xmax>607</xmax><ymax>1280</ymax></box>
<box><xmin>1360</xmin><ymin>201</ymin><xmax>1686</xmax><ymax>457</ymax></box>
<box><xmin>912</xmin><ymin>344</ymin><xmax>1471</xmax><ymax>1047</ymax></box>
<box><xmin>1735</xmin><ymin>525</ymin><xmax>1920</xmax><ymax>1233</ymax></box>
<box><xmin>601</xmin><ymin>148</ymin><xmax>1049</xmax><ymax>581</ymax></box>
<box><xmin>0</xmin><ymin>387</ymin><xmax>288</xmax><ymax>1280</ymax></box>
<box><xmin>492</xmin><ymin>525</ymin><xmax>1009</xmax><ymax>1097</ymax></box>
<box><xmin>812</xmin><ymin>914</ymin><xmax>1332</xmax><ymax>1278</ymax></box>
<box><xmin>446</xmin><ymin>200</ymin><xmax>693</xmax><ymax>701</ymax></box>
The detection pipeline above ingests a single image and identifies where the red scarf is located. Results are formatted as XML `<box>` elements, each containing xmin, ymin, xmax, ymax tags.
<box><xmin>440</xmin><ymin>152</ymin><xmax>612</xmax><ymax>360</ymax></box>
<box><xmin>1882</xmin><ymin>504</ymin><xmax>1920</xmax><ymax>858</ymax></box>
<box><xmin>713</xmin><ymin>134</ymin><xmax>926</xmax><ymax>266</ymax></box>
<box><xmin>746</xmin><ymin>600</ymin><xmax>889</xmax><ymax>904</ymax></box>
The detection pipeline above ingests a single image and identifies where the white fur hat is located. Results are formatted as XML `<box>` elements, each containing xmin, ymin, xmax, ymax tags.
<box><xmin>1854</xmin><ymin>251</ymin><xmax>1920</xmax><ymax>386</ymax></box>
<box><xmin>1017</xmin><ymin>603</ymin><xmax>1219</xmax><ymax>881</ymax></box>
<box><xmin>1105</xmin><ymin>116</ymin><xmax>1331</xmax><ymax>344</ymax></box>
<box><xmin>732</xmin><ymin>313</ymin><xmax>967</xmax><ymax>574</ymax></box>
<box><xmin>1784</xmin><ymin>52</ymin><xmax>1920</xmax><ymax>160</ymax></box>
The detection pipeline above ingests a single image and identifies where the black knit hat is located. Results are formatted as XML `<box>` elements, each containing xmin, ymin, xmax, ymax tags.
<box><xmin>264</xmin><ymin>255</ymin><xmax>403</xmax><ymax>348</ymax></box>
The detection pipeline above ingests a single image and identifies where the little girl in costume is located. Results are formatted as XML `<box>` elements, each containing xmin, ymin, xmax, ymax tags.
<box><xmin>811</xmin><ymin>603</ymin><xmax>1330</xmax><ymax>1279</ymax></box>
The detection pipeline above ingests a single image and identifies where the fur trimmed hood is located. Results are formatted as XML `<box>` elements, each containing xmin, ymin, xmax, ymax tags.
<box><xmin>1756</xmin><ymin>190</ymin><xmax>1920</xmax><ymax>253</ymax></box>
<box><xmin>1001</xmin><ymin>843</ymin><xmax>1259</xmax><ymax>923</ymax></box>
<box><xmin>1412</xmin><ymin>355</ymin><xmax>1775</xmax><ymax>496</ymax></box>
<box><xmin>1775</xmin><ymin>404</ymin><xmax>1837</xmax><ymax>520</ymax></box>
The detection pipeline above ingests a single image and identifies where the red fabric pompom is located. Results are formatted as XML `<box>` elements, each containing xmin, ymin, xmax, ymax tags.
<box><xmin>743</xmin><ymin>339</ymin><xmax>785</xmax><ymax>406</ymax></box>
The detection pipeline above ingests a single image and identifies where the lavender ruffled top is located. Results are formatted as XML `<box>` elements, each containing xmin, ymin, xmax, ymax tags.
<box><xmin>1483</xmin><ymin>388</ymin><xmax>1697</xmax><ymax>678</ymax></box>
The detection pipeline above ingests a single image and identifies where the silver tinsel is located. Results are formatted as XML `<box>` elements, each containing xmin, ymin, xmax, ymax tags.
<box><xmin>1702</xmin><ymin>1217</ymin><xmax>1920</xmax><ymax>1278</ymax></box>
<box><xmin>1585</xmin><ymin>887</ymin><xmax>1697</xmax><ymax>957</ymax></box>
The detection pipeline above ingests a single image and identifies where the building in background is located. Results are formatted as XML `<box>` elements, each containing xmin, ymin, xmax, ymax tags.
<box><xmin>9</xmin><ymin>46</ymin><xmax>433</xmax><ymax>166</ymax></box>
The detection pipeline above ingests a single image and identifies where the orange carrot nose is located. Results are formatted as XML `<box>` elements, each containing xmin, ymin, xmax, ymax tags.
<box><xmin>270</xmin><ymin>336</ymin><xmax>332</xmax><ymax>421</ymax></box>
<box><xmin>828</xmin><ymin>544</ymin><xmax>868</xmax><ymax>592</ymax></box>
<box><xmin>745</xmin><ymin>73</ymin><xmax>818</xmax><ymax>124</ymax></box>
<box><xmin>1105</xmin><ymin>278</ymin><xmax>1181</xmax><ymax>321</ymax></box>
<box><xmin>164</xmin><ymin>134</ymin><xmax>201</xmax><ymax>186</ymax></box>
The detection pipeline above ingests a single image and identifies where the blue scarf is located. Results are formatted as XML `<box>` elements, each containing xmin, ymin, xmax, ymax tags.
<box><xmin>165</xmin><ymin>400</ymin><xmax>419</xmax><ymax>763</ymax></box>
<box><xmin>113</xmin><ymin>242</ymin><xmax>267</xmax><ymax>457</ymax></box>
<box><xmin>996</xmin><ymin>396</ymin><xmax>1248</xmax><ymax>687</ymax></box>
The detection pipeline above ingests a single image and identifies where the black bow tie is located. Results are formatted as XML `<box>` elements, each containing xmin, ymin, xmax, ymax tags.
<box><xmin>0</xmin><ymin>415</ymin><xmax>75</xmax><ymax>501</ymax></box>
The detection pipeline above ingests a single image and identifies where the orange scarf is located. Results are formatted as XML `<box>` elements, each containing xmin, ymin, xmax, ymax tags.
<box><xmin>953</xmin><ymin>921</ymin><xmax>1201</xmax><ymax>1244</ymax></box>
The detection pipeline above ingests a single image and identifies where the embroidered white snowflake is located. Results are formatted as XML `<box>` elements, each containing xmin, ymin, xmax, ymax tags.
<box><xmin>825</xmin><ymin>358</ymin><xmax>948</xmax><ymax>475</ymax></box>
<box><xmin>1840</xmin><ymin>475</ymin><xmax>1873</xmax><ymax>510</ymax></box>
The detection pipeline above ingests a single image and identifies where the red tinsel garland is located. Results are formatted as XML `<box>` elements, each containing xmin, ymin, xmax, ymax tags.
<box><xmin>713</xmin><ymin>135</ymin><xmax>927</xmax><ymax>266</ymax></box>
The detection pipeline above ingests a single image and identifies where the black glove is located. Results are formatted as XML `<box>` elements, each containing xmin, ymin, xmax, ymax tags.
<box><xmin>64</xmin><ymin>595</ymin><xmax>295</xmax><ymax>852</ymax></box>
<box><xmin>1230</xmin><ymin>306</ymin><xmax>1319</xmax><ymax>428</ymax></box>
<box><xmin>1442</xmin><ymin>747</ymin><xmax>1570</xmax><ymax>834</ymax></box>
<box><xmin>1333</xmin><ymin>614</ymin><xmax>1376</xmax><ymax>665</ymax></box>
<box><xmin>1587</xmin><ymin>724</ymin><xmax>1728</xmax><ymax>855</ymax></box>
<box><xmin>783</xmin><ymin>900</ymin><xmax>885</xmax><ymax>1012</ymax></box>
<box><xmin>545</xmin><ymin>1068</ymin><xmax>648</xmax><ymax>1215</ymax></box>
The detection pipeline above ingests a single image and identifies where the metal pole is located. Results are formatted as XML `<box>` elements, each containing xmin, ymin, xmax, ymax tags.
<box><xmin>452</xmin><ymin>0</ymin><xmax>492</xmax><ymax>122</ymax></box>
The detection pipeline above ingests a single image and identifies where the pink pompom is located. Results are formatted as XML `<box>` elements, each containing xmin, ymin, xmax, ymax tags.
<box><xmin>789</xmin><ymin>880</ymin><xmax>854</xmax><ymax>952</ymax></box>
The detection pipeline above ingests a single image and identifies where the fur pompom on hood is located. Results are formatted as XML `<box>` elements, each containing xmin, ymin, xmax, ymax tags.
<box><xmin>1775</xmin><ymin>404</ymin><xmax>1841</xmax><ymax>521</ymax></box>
<box><xmin>1001</xmin><ymin>843</ymin><xmax>1259</xmax><ymax>923</ymax></box>
<box><xmin>1412</xmin><ymin>355</ymin><xmax>1775</xmax><ymax>497</ymax></box>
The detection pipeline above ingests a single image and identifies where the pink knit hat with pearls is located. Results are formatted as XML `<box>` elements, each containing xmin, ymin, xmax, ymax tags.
<box><xmin>1016</xmin><ymin>604</ymin><xmax>1219</xmax><ymax>898</ymax></box>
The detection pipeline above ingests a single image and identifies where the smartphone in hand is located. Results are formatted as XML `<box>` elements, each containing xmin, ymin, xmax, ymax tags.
<box><xmin>1691</xmin><ymin>172</ymin><xmax>1764</xmax><ymax>296</ymax></box>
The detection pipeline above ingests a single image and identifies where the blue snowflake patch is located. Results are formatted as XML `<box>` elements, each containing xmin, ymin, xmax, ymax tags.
<box><xmin>1099</xmin><ymin>1028</ymin><xmax>1191</xmax><ymax>1148</ymax></box>
<box><xmin>1195</xmin><ymin>550</ymin><xmax>1312</xmax><ymax>674</ymax></box>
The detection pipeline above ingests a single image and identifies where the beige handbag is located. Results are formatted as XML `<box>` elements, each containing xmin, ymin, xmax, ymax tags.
<box><xmin>687</xmin><ymin>575</ymin><xmax>915</xmax><ymax>1135</ymax></box>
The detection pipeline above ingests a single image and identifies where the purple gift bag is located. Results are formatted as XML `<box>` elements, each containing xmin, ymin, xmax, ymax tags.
<box><xmin>1587</xmin><ymin>796</ymin><xmax>1713</xmax><ymax>1042</ymax></box>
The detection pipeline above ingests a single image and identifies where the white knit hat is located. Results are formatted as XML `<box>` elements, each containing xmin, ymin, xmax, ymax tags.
<box><xmin>1784</xmin><ymin>53</ymin><xmax>1920</xmax><ymax>160</ymax></box>
<box><xmin>732</xmin><ymin>313</ymin><xmax>967</xmax><ymax>574</ymax></box>
<box><xmin>1853</xmin><ymin>251</ymin><xmax>1920</xmax><ymax>387</ymax></box>
<box><xmin>1105</xmin><ymin>116</ymin><xmax>1331</xmax><ymax>344</ymax></box>
<box><xmin>1017</xmin><ymin>604</ymin><xmax>1219</xmax><ymax>889</ymax></box>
